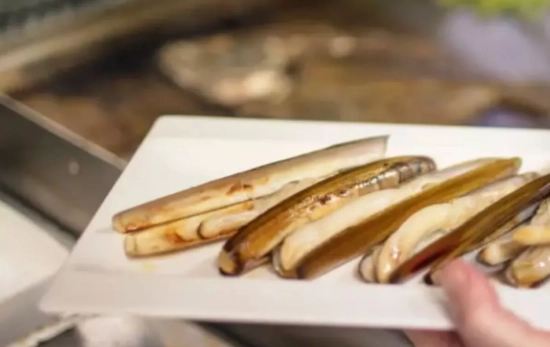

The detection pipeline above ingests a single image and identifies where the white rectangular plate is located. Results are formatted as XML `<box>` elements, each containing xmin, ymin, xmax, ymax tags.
<box><xmin>40</xmin><ymin>116</ymin><xmax>550</xmax><ymax>331</ymax></box>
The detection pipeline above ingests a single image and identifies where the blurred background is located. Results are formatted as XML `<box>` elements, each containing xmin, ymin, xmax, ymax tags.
<box><xmin>4</xmin><ymin>0</ymin><xmax>550</xmax><ymax>160</ymax></box>
<box><xmin>2</xmin><ymin>0</ymin><xmax>550</xmax><ymax>346</ymax></box>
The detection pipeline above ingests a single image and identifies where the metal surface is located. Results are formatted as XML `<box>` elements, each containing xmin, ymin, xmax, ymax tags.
<box><xmin>0</xmin><ymin>187</ymin><xmax>169</xmax><ymax>347</ymax></box>
<box><xmin>0</xmin><ymin>277</ymin><xmax>79</xmax><ymax>347</ymax></box>
<box><xmin>0</xmin><ymin>95</ymin><xmax>124</xmax><ymax>235</ymax></box>
<box><xmin>0</xmin><ymin>99</ymin><xmax>170</xmax><ymax>347</ymax></box>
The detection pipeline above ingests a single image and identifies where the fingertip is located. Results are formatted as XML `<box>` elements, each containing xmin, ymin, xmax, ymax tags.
<box><xmin>463</xmin><ymin>262</ymin><xmax>500</xmax><ymax>305</ymax></box>
<box><xmin>439</xmin><ymin>260</ymin><xmax>470</xmax><ymax>300</ymax></box>
<box><xmin>444</xmin><ymin>259</ymin><xmax>499</xmax><ymax>304</ymax></box>
<box><xmin>439</xmin><ymin>260</ymin><xmax>500</xmax><ymax>323</ymax></box>
<box><xmin>438</xmin><ymin>261</ymin><xmax>550</xmax><ymax>347</ymax></box>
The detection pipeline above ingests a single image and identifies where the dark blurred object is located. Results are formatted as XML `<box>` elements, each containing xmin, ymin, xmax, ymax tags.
<box><xmin>11</xmin><ymin>0</ymin><xmax>550</xmax><ymax>163</ymax></box>
<box><xmin>0</xmin><ymin>0</ymin><xmax>277</xmax><ymax>93</ymax></box>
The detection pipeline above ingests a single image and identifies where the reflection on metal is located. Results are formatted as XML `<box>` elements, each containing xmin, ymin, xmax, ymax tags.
<box><xmin>0</xmin><ymin>96</ymin><xmax>123</xmax><ymax>235</ymax></box>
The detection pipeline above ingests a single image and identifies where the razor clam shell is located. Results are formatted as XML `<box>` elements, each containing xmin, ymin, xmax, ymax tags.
<box><xmin>275</xmin><ymin>158</ymin><xmax>505</xmax><ymax>275</ymax></box>
<box><xmin>123</xmin><ymin>201</ymin><xmax>254</xmax><ymax>257</ymax></box>
<box><xmin>199</xmin><ymin>211</ymin><xmax>260</xmax><ymax>239</ymax></box>
<box><xmin>124</xmin><ymin>226</ymin><xmax>231</xmax><ymax>258</ymax></box>
<box><xmin>113</xmin><ymin>135</ymin><xmax>388</xmax><ymax>232</ymax></box>
<box><xmin>294</xmin><ymin>158</ymin><xmax>521</xmax><ymax>280</ymax></box>
<box><xmin>391</xmin><ymin>170</ymin><xmax>550</xmax><ymax>284</ymax></box>
<box><xmin>199</xmin><ymin>176</ymin><xmax>326</xmax><ymax>239</ymax></box>
<box><xmin>219</xmin><ymin>156</ymin><xmax>436</xmax><ymax>276</ymax></box>
<box><xmin>475</xmin><ymin>203</ymin><xmax>538</xmax><ymax>267</ymax></box>
<box><xmin>358</xmin><ymin>246</ymin><xmax>382</xmax><ymax>283</ymax></box>
<box><xmin>376</xmin><ymin>173</ymin><xmax>535</xmax><ymax>283</ymax></box>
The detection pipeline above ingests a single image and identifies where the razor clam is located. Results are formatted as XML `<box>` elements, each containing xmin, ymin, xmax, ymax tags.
<box><xmin>475</xmin><ymin>204</ymin><xmax>539</xmax><ymax>266</ymax></box>
<box><xmin>477</xmin><ymin>234</ymin><xmax>526</xmax><ymax>266</ymax></box>
<box><xmin>124</xmin><ymin>223</ymin><xmax>231</xmax><ymax>258</ymax></box>
<box><xmin>218</xmin><ymin>156</ymin><xmax>436</xmax><ymax>276</ymax></box>
<box><xmin>292</xmin><ymin>158</ymin><xmax>521</xmax><ymax>280</ymax></box>
<box><xmin>112</xmin><ymin>135</ymin><xmax>388</xmax><ymax>233</ymax></box>
<box><xmin>389</xmin><ymin>171</ymin><xmax>550</xmax><ymax>284</ymax></box>
<box><xmin>505</xmin><ymin>245</ymin><xmax>550</xmax><ymax>288</ymax></box>
<box><xmin>375</xmin><ymin>173</ymin><xmax>536</xmax><ymax>283</ymax></box>
<box><xmin>274</xmin><ymin>158</ymin><xmax>505</xmax><ymax>276</ymax></box>
<box><xmin>199</xmin><ymin>211</ymin><xmax>258</xmax><ymax>239</ymax></box>
<box><xmin>358</xmin><ymin>246</ymin><xmax>381</xmax><ymax>283</ymax></box>
<box><xmin>122</xmin><ymin>200</ymin><xmax>255</xmax><ymax>257</ymax></box>
<box><xmin>512</xmin><ymin>199</ymin><xmax>550</xmax><ymax>246</ymax></box>
<box><xmin>199</xmin><ymin>176</ymin><xmax>326</xmax><ymax>239</ymax></box>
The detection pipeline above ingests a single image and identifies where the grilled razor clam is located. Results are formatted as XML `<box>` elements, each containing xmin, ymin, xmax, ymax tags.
<box><xmin>124</xmin><ymin>225</ymin><xmax>231</xmax><ymax>258</ymax></box>
<box><xmin>199</xmin><ymin>211</ymin><xmax>257</xmax><ymax>239</ymax></box>
<box><xmin>218</xmin><ymin>156</ymin><xmax>436</xmax><ymax>276</ymax></box>
<box><xmin>375</xmin><ymin>173</ymin><xmax>536</xmax><ymax>283</ymax></box>
<box><xmin>512</xmin><ymin>199</ymin><xmax>550</xmax><ymax>246</ymax></box>
<box><xmin>476</xmin><ymin>203</ymin><xmax>539</xmax><ymax>248</ymax></box>
<box><xmin>112</xmin><ymin>136</ymin><xmax>388</xmax><ymax>233</ymax></box>
<box><xmin>389</xmin><ymin>171</ymin><xmax>550</xmax><ymax>284</ymax></box>
<box><xmin>505</xmin><ymin>245</ymin><xmax>550</xmax><ymax>288</ymax></box>
<box><xmin>358</xmin><ymin>246</ymin><xmax>381</xmax><ymax>283</ymax></box>
<box><xmin>274</xmin><ymin>158</ymin><xmax>505</xmax><ymax>276</ymax></box>
<box><xmin>199</xmin><ymin>176</ymin><xmax>326</xmax><ymax>239</ymax></box>
<box><xmin>475</xmin><ymin>204</ymin><xmax>539</xmax><ymax>266</ymax></box>
<box><xmin>123</xmin><ymin>201</ymin><xmax>255</xmax><ymax>257</ymax></box>
<box><xmin>292</xmin><ymin>158</ymin><xmax>521</xmax><ymax>280</ymax></box>
<box><xmin>477</xmin><ymin>234</ymin><xmax>526</xmax><ymax>266</ymax></box>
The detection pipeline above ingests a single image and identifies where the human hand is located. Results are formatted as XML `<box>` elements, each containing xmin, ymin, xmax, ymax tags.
<box><xmin>406</xmin><ymin>259</ymin><xmax>550</xmax><ymax>347</ymax></box>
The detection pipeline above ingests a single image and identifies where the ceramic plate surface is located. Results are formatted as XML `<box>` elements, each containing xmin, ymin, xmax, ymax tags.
<box><xmin>40</xmin><ymin>116</ymin><xmax>550</xmax><ymax>330</ymax></box>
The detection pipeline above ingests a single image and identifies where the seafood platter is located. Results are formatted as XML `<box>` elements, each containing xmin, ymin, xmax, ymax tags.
<box><xmin>40</xmin><ymin>116</ymin><xmax>550</xmax><ymax>330</ymax></box>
